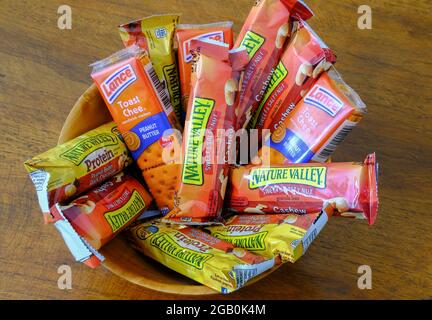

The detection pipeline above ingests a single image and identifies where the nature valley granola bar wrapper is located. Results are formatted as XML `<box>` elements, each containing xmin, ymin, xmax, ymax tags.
<box><xmin>163</xmin><ymin>40</ymin><xmax>249</xmax><ymax>225</ymax></box>
<box><xmin>228</xmin><ymin>153</ymin><xmax>379</xmax><ymax>224</ymax></box>
<box><xmin>91</xmin><ymin>45</ymin><xmax>182</xmax><ymax>172</ymax></box>
<box><xmin>50</xmin><ymin>172</ymin><xmax>153</xmax><ymax>250</ymax></box>
<box><xmin>250</xmin><ymin>20</ymin><xmax>337</xmax><ymax>131</ymax></box>
<box><xmin>257</xmin><ymin>68</ymin><xmax>366</xmax><ymax>164</ymax></box>
<box><xmin>24</xmin><ymin>122</ymin><xmax>132</xmax><ymax>222</ymax></box>
<box><xmin>234</xmin><ymin>0</ymin><xmax>313</xmax><ymax>129</ymax></box>
<box><xmin>128</xmin><ymin>221</ymin><xmax>276</xmax><ymax>293</ymax></box>
<box><xmin>176</xmin><ymin>21</ymin><xmax>234</xmax><ymax>113</ymax></box>
<box><xmin>206</xmin><ymin>211</ymin><xmax>331</xmax><ymax>263</ymax></box>
<box><xmin>118</xmin><ymin>15</ymin><xmax>183</xmax><ymax>123</ymax></box>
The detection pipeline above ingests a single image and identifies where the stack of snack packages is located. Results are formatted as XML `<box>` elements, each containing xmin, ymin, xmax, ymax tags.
<box><xmin>24</xmin><ymin>0</ymin><xmax>379</xmax><ymax>294</ymax></box>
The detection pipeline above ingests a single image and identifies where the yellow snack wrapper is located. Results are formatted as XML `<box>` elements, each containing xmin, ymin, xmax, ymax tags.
<box><xmin>128</xmin><ymin>220</ymin><xmax>276</xmax><ymax>293</ymax></box>
<box><xmin>24</xmin><ymin>122</ymin><xmax>132</xmax><ymax>221</ymax></box>
<box><xmin>119</xmin><ymin>14</ymin><xmax>183</xmax><ymax>123</ymax></box>
<box><xmin>206</xmin><ymin>211</ymin><xmax>331</xmax><ymax>263</ymax></box>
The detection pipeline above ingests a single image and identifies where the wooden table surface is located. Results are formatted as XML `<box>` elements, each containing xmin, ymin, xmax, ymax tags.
<box><xmin>1</xmin><ymin>0</ymin><xmax>431</xmax><ymax>300</ymax></box>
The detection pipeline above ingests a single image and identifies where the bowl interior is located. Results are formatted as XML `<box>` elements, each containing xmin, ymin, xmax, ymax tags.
<box><xmin>58</xmin><ymin>84</ymin><xmax>280</xmax><ymax>295</ymax></box>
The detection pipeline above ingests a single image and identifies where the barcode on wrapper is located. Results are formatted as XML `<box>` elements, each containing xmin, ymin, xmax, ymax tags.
<box><xmin>144</xmin><ymin>63</ymin><xmax>173</xmax><ymax>116</ymax></box>
<box><xmin>312</xmin><ymin>120</ymin><xmax>358</xmax><ymax>162</ymax></box>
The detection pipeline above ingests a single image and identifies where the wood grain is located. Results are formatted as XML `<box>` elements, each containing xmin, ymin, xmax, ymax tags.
<box><xmin>1</xmin><ymin>0</ymin><xmax>431</xmax><ymax>299</ymax></box>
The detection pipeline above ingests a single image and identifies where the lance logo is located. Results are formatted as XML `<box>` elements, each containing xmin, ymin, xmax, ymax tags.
<box><xmin>102</xmin><ymin>64</ymin><xmax>137</xmax><ymax>104</ymax></box>
<box><xmin>304</xmin><ymin>85</ymin><xmax>344</xmax><ymax>117</ymax></box>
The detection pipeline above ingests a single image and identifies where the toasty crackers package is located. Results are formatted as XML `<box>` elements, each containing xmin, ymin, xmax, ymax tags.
<box><xmin>163</xmin><ymin>39</ymin><xmax>249</xmax><ymax>224</ymax></box>
<box><xmin>176</xmin><ymin>21</ymin><xmax>234</xmax><ymax>112</ymax></box>
<box><xmin>128</xmin><ymin>220</ymin><xmax>276</xmax><ymax>293</ymax></box>
<box><xmin>234</xmin><ymin>0</ymin><xmax>313</xmax><ymax>129</ymax></box>
<box><xmin>51</xmin><ymin>172</ymin><xmax>153</xmax><ymax>250</ymax></box>
<box><xmin>24</xmin><ymin>122</ymin><xmax>132</xmax><ymax>221</ymax></box>
<box><xmin>228</xmin><ymin>153</ymin><xmax>379</xmax><ymax>224</ymax></box>
<box><xmin>206</xmin><ymin>210</ymin><xmax>331</xmax><ymax>263</ymax></box>
<box><xmin>257</xmin><ymin>68</ymin><xmax>366</xmax><ymax>164</ymax></box>
<box><xmin>119</xmin><ymin>15</ymin><xmax>183</xmax><ymax>123</ymax></box>
<box><xmin>250</xmin><ymin>20</ymin><xmax>337</xmax><ymax>131</ymax></box>
<box><xmin>90</xmin><ymin>45</ymin><xmax>182</xmax><ymax>171</ymax></box>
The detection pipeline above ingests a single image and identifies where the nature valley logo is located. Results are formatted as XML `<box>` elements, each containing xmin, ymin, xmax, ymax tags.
<box><xmin>249</xmin><ymin>167</ymin><xmax>327</xmax><ymax>189</ymax></box>
<box><xmin>240</xmin><ymin>30</ymin><xmax>265</xmax><ymax>59</ymax></box>
<box><xmin>182</xmin><ymin>97</ymin><xmax>214</xmax><ymax>185</ymax></box>
<box><xmin>213</xmin><ymin>231</ymin><xmax>268</xmax><ymax>251</ymax></box>
<box><xmin>150</xmin><ymin>233</ymin><xmax>213</xmax><ymax>270</ymax></box>
<box><xmin>104</xmin><ymin>190</ymin><xmax>146</xmax><ymax>233</ymax></box>
<box><xmin>60</xmin><ymin>133</ymin><xmax>118</xmax><ymax>165</ymax></box>
<box><xmin>250</xmin><ymin>61</ymin><xmax>288</xmax><ymax>128</ymax></box>
<box><xmin>163</xmin><ymin>63</ymin><xmax>181</xmax><ymax>109</ymax></box>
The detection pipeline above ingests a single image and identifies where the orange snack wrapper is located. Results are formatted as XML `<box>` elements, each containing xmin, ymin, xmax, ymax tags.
<box><xmin>91</xmin><ymin>45</ymin><xmax>182</xmax><ymax>172</ymax></box>
<box><xmin>234</xmin><ymin>0</ymin><xmax>313</xmax><ymax>129</ymax></box>
<box><xmin>257</xmin><ymin>68</ymin><xmax>366</xmax><ymax>164</ymax></box>
<box><xmin>49</xmin><ymin>172</ymin><xmax>153</xmax><ymax>268</ymax></box>
<box><xmin>250</xmin><ymin>20</ymin><xmax>337</xmax><ymax>131</ymax></box>
<box><xmin>163</xmin><ymin>40</ymin><xmax>249</xmax><ymax>225</ymax></box>
<box><xmin>228</xmin><ymin>153</ymin><xmax>379</xmax><ymax>225</ymax></box>
<box><xmin>51</xmin><ymin>172</ymin><xmax>153</xmax><ymax>250</ymax></box>
<box><xmin>176</xmin><ymin>21</ymin><xmax>234</xmax><ymax>112</ymax></box>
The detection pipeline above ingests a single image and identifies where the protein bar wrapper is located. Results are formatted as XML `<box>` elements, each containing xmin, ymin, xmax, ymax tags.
<box><xmin>234</xmin><ymin>0</ymin><xmax>313</xmax><ymax>129</ymax></box>
<box><xmin>128</xmin><ymin>221</ymin><xmax>276</xmax><ymax>294</ymax></box>
<box><xmin>50</xmin><ymin>172</ymin><xmax>153</xmax><ymax>250</ymax></box>
<box><xmin>228</xmin><ymin>153</ymin><xmax>379</xmax><ymax>224</ymax></box>
<box><xmin>250</xmin><ymin>20</ymin><xmax>337</xmax><ymax>131</ymax></box>
<box><xmin>119</xmin><ymin>15</ymin><xmax>183</xmax><ymax>123</ymax></box>
<box><xmin>163</xmin><ymin>39</ymin><xmax>249</xmax><ymax>225</ymax></box>
<box><xmin>91</xmin><ymin>45</ymin><xmax>182</xmax><ymax>172</ymax></box>
<box><xmin>257</xmin><ymin>68</ymin><xmax>366</xmax><ymax>164</ymax></box>
<box><xmin>176</xmin><ymin>21</ymin><xmax>234</xmax><ymax>113</ymax></box>
<box><xmin>206</xmin><ymin>210</ymin><xmax>331</xmax><ymax>263</ymax></box>
<box><xmin>24</xmin><ymin>122</ymin><xmax>132</xmax><ymax>222</ymax></box>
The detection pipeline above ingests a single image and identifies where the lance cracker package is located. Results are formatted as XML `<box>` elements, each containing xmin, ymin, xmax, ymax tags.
<box><xmin>118</xmin><ymin>15</ymin><xmax>183</xmax><ymax>122</ymax></box>
<box><xmin>176</xmin><ymin>21</ymin><xmax>234</xmax><ymax>112</ymax></box>
<box><xmin>163</xmin><ymin>39</ymin><xmax>249</xmax><ymax>224</ymax></box>
<box><xmin>24</xmin><ymin>122</ymin><xmax>132</xmax><ymax>221</ymax></box>
<box><xmin>91</xmin><ymin>45</ymin><xmax>182</xmax><ymax>172</ymax></box>
<box><xmin>228</xmin><ymin>153</ymin><xmax>379</xmax><ymax>224</ymax></box>
<box><xmin>128</xmin><ymin>220</ymin><xmax>276</xmax><ymax>293</ymax></box>
<box><xmin>234</xmin><ymin>0</ymin><xmax>313</xmax><ymax>129</ymax></box>
<box><xmin>257</xmin><ymin>68</ymin><xmax>366</xmax><ymax>164</ymax></box>
<box><xmin>250</xmin><ymin>20</ymin><xmax>336</xmax><ymax>131</ymax></box>
<box><xmin>50</xmin><ymin>172</ymin><xmax>153</xmax><ymax>250</ymax></box>
<box><xmin>206</xmin><ymin>210</ymin><xmax>332</xmax><ymax>263</ymax></box>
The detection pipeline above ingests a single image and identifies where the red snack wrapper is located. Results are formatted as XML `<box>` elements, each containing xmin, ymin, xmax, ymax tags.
<box><xmin>257</xmin><ymin>68</ymin><xmax>366</xmax><ymax>164</ymax></box>
<box><xmin>228</xmin><ymin>153</ymin><xmax>379</xmax><ymax>225</ymax></box>
<box><xmin>176</xmin><ymin>22</ymin><xmax>234</xmax><ymax>113</ymax></box>
<box><xmin>250</xmin><ymin>20</ymin><xmax>337</xmax><ymax>131</ymax></box>
<box><xmin>234</xmin><ymin>0</ymin><xmax>313</xmax><ymax>129</ymax></box>
<box><xmin>163</xmin><ymin>40</ymin><xmax>249</xmax><ymax>225</ymax></box>
<box><xmin>50</xmin><ymin>172</ymin><xmax>153</xmax><ymax>267</ymax></box>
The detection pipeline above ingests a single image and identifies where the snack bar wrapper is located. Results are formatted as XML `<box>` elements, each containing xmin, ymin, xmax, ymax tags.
<box><xmin>257</xmin><ymin>68</ymin><xmax>366</xmax><ymax>164</ymax></box>
<box><xmin>206</xmin><ymin>210</ymin><xmax>332</xmax><ymax>263</ymax></box>
<box><xmin>91</xmin><ymin>45</ymin><xmax>182</xmax><ymax>171</ymax></box>
<box><xmin>250</xmin><ymin>20</ymin><xmax>337</xmax><ymax>131</ymax></box>
<box><xmin>228</xmin><ymin>153</ymin><xmax>379</xmax><ymax>224</ymax></box>
<box><xmin>51</xmin><ymin>172</ymin><xmax>153</xmax><ymax>251</ymax></box>
<box><xmin>234</xmin><ymin>0</ymin><xmax>313</xmax><ymax>129</ymax></box>
<box><xmin>163</xmin><ymin>39</ymin><xmax>249</xmax><ymax>225</ymax></box>
<box><xmin>119</xmin><ymin>15</ymin><xmax>183</xmax><ymax>123</ymax></box>
<box><xmin>24</xmin><ymin>122</ymin><xmax>132</xmax><ymax>221</ymax></box>
<box><xmin>128</xmin><ymin>221</ymin><xmax>276</xmax><ymax>294</ymax></box>
<box><xmin>176</xmin><ymin>21</ymin><xmax>234</xmax><ymax>112</ymax></box>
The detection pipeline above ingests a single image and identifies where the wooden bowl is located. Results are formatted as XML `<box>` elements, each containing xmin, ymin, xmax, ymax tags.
<box><xmin>58</xmin><ymin>84</ymin><xmax>280</xmax><ymax>295</ymax></box>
